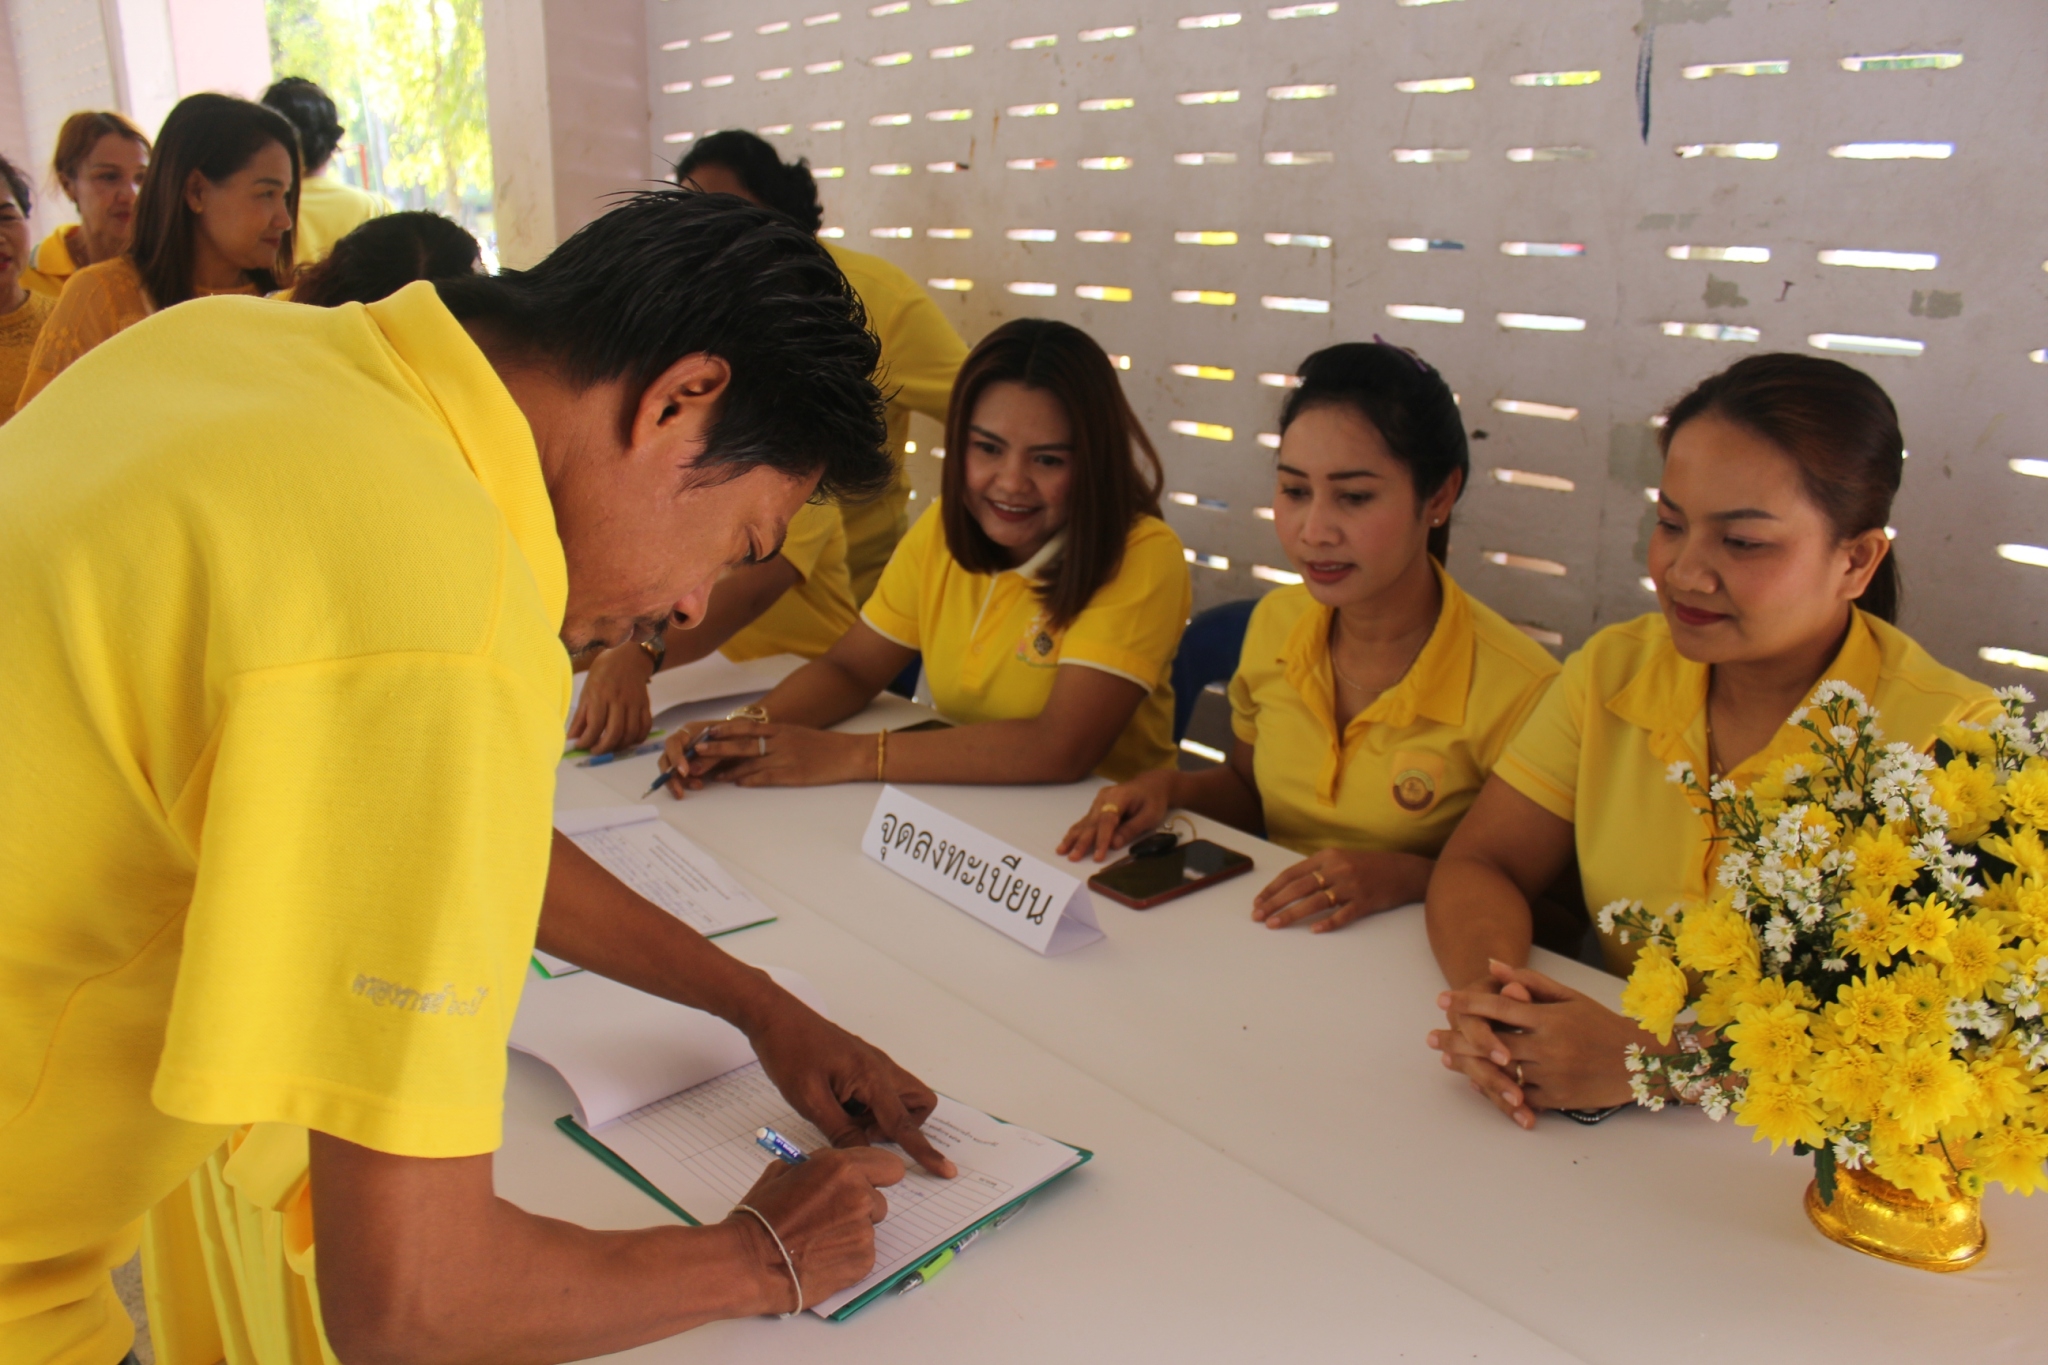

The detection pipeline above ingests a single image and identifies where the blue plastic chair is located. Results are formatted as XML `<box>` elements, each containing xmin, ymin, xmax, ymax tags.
<box><xmin>1170</xmin><ymin>599</ymin><xmax>1258</xmax><ymax>743</ymax></box>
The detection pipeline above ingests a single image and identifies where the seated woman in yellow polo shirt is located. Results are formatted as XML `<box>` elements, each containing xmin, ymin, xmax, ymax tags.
<box><xmin>1425</xmin><ymin>352</ymin><xmax>1999</xmax><ymax>1130</ymax></box>
<box><xmin>1058</xmin><ymin>340</ymin><xmax>1559</xmax><ymax>932</ymax></box>
<box><xmin>660</xmin><ymin>317</ymin><xmax>1191</xmax><ymax>790</ymax></box>
<box><xmin>569</xmin><ymin>500</ymin><xmax>859</xmax><ymax>753</ymax></box>
<box><xmin>17</xmin><ymin>95</ymin><xmax>297</xmax><ymax>411</ymax></box>
<box><xmin>22</xmin><ymin>109</ymin><xmax>148</xmax><ymax>300</ymax></box>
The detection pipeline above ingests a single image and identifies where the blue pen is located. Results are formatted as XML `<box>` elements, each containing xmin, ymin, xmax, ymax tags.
<box><xmin>582</xmin><ymin>739</ymin><xmax>664</xmax><ymax>768</ymax></box>
<box><xmin>642</xmin><ymin>731</ymin><xmax>705</xmax><ymax>797</ymax></box>
<box><xmin>754</xmin><ymin>1126</ymin><xmax>809</xmax><ymax>1164</ymax></box>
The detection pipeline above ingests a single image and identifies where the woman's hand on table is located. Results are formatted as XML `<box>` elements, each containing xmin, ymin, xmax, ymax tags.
<box><xmin>747</xmin><ymin>1003</ymin><xmax>956</xmax><ymax>1178</ymax></box>
<box><xmin>1429</xmin><ymin>959</ymin><xmax>1638</xmax><ymax>1127</ymax></box>
<box><xmin>567</xmin><ymin>643</ymin><xmax>655</xmax><ymax>755</ymax></box>
<box><xmin>682</xmin><ymin>720</ymin><xmax>869</xmax><ymax>787</ymax></box>
<box><xmin>1057</xmin><ymin>770</ymin><xmax>1178</xmax><ymax>862</ymax></box>
<box><xmin>1252</xmin><ymin>848</ymin><xmax>1433</xmax><ymax>934</ymax></box>
<box><xmin>725</xmin><ymin>1145</ymin><xmax>907</xmax><ymax>1313</ymax></box>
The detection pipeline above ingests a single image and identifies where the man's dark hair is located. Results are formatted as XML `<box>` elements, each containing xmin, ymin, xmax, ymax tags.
<box><xmin>434</xmin><ymin>189</ymin><xmax>889</xmax><ymax>505</ymax></box>
<box><xmin>0</xmin><ymin>151</ymin><xmax>31</xmax><ymax>216</ymax></box>
<box><xmin>262</xmin><ymin>76</ymin><xmax>345</xmax><ymax>174</ymax></box>
<box><xmin>673</xmin><ymin>130</ymin><xmax>825</xmax><ymax>235</ymax></box>
<box><xmin>293</xmin><ymin>211</ymin><xmax>480</xmax><ymax>306</ymax></box>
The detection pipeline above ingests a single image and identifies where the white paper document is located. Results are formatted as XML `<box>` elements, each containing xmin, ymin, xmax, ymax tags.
<box><xmin>860</xmin><ymin>786</ymin><xmax>1103</xmax><ymax>955</ymax></box>
<box><xmin>554</xmin><ymin>807</ymin><xmax>775</xmax><ymax>940</ymax></box>
<box><xmin>510</xmin><ymin>965</ymin><xmax>825</xmax><ymax>1127</ymax></box>
<box><xmin>594</xmin><ymin>1063</ymin><xmax>1085</xmax><ymax>1317</ymax></box>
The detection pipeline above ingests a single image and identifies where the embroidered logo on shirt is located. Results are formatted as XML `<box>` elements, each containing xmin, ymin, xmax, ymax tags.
<box><xmin>1389</xmin><ymin>749</ymin><xmax>1446</xmax><ymax>813</ymax></box>
<box><xmin>351</xmin><ymin>974</ymin><xmax>490</xmax><ymax>1016</ymax></box>
<box><xmin>1013</xmin><ymin>613</ymin><xmax>1062</xmax><ymax>667</ymax></box>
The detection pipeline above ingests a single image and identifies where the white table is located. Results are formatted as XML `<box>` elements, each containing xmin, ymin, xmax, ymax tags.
<box><xmin>549</xmin><ymin>693</ymin><xmax>2048</xmax><ymax>1363</ymax></box>
<box><xmin>507</xmin><ymin>798</ymin><xmax>1577</xmax><ymax>1362</ymax></box>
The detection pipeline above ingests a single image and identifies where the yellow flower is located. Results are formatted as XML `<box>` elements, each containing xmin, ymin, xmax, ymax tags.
<box><xmin>1620</xmin><ymin>944</ymin><xmax>1689</xmax><ymax>1044</ymax></box>
<box><xmin>1944</xmin><ymin>915</ymin><xmax>2007</xmax><ymax>1000</ymax></box>
<box><xmin>1872</xmin><ymin>1144</ymin><xmax>1956</xmax><ymax>1203</ymax></box>
<box><xmin>1726</xmin><ymin>999</ymin><xmax>1814</xmax><ymax>1083</ymax></box>
<box><xmin>1829</xmin><ymin>970</ymin><xmax>1913</xmax><ymax>1047</ymax></box>
<box><xmin>1935</xmin><ymin>721</ymin><xmax>1995</xmax><ymax>760</ymax></box>
<box><xmin>1888</xmin><ymin>897</ymin><xmax>1957</xmax><ymax>964</ymax></box>
<box><xmin>1984</xmin><ymin>827</ymin><xmax>2048</xmax><ymax>881</ymax></box>
<box><xmin>1736</xmin><ymin>1075</ymin><xmax>1827</xmax><ymax>1151</ymax></box>
<box><xmin>1889</xmin><ymin>963</ymin><xmax>1950</xmax><ymax>1043</ymax></box>
<box><xmin>1745</xmin><ymin>976</ymin><xmax>1819</xmax><ymax>1011</ymax></box>
<box><xmin>1811</xmin><ymin>1043</ymin><xmax>1889</xmax><ymax>1121</ymax></box>
<box><xmin>1833</xmin><ymin>888</ymin><xmax>1898</xmax><ymax>969</ymax></box>
<box><xmin>1882</xmin><ymin>1040</ymin><xmax>1973</xmax><ymax>1143</ymax></box>
<box><xmin>2004</xmin><ymin>765</ymin><xmax>2048</xmax><ymax>830</ymax></box>
<box><xmin>1694</xmin><ymin>971</ymin><xmax>1753</xmax><ymax>1030</ymax></box>
<box><xmin>2012</xmin><ymin>878</ymin><xmax>2048</xmax><ymax>943</ymax></box>
<box><xmin>1674</xmin><ymin>899</ymin><xmax>1761</xmax><ymax>977</ymax></box>
<box><xmin>1967</xmin><ymin>1121</ymin><xmax>2048</xmax><ymax>1196</ymax></box>
<box><xmin>1848</xmin><ymin>824</ymin><xmax>1924</xmax><ymax>897</ymax></box>
<box><xmin>1930</xmin><ymin>756</ymin><xmax>2001</xmax><ymax>844</ymax></box>
<box><xmin>1966</xmin><ymin>1050</ymin><xmax>2033</xmax><ymax>1127</ymax></box>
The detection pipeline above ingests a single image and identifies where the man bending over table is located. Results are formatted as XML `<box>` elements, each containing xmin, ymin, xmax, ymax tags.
<box><xmin>0</xmin><ymin>190</ymin><xmax>954</xmax><ymax>1365</ymax></box>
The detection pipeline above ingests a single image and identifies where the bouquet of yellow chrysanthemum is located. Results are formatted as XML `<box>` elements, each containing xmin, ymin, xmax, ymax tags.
<box><xmin>1605</xmin><ymin>682</ymin><xmax>2048</xmax><ymax>1206</ymax></box>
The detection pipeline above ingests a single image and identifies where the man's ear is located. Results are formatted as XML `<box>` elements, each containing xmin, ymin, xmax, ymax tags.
<box><xmin>628</xmin><ymin>352</ymin><xmax>732</xmax><ymax>459</ymax></box>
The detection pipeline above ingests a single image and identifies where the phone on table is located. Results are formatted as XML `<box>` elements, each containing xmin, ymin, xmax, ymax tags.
<box><xmin>1087</xmin><ymin>838</ymin><xmax>1254</xmax><ymax>910</ymax></box>
<box><xmin>894</xmin><ymin>718</ymin><xmax>953</xmax><ymax>733</ymax></box>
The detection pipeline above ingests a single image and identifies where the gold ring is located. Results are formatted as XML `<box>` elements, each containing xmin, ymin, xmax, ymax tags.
<box><xmin>1323</xmin><ymin>888</ymin><xmax>1338</xmax><ymax>909</ymax></box>
<box><xmin>1099</xmin><ymin>803</ymin><xmax>1120</xmax><ymax>816</ymax></box>
<box><xmin>1312</xmin><ymin>870</ymin><xmax>1327</xmax><ymax>890</ymax></box>
<box><xmin>1513</xmin><ymin>1063</ymin><xmax>1526</xmax><ymax>1086</ymax></box>
<box><xmin>757</xmin><ymin>737</ymin><xmax>767</xmax><ymax>756</ymax></box>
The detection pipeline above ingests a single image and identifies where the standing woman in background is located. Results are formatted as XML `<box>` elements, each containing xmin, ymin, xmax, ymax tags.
<box><xmin>263</xmin><ymin>76</ymin><xmax>392</xmax><ymax>263</ymax></box>
<box><xmin>0</xmin><ymin>155</ymin><xmax>56</xmax><ymax>419</ymax></box>
<box><xmin>676</xmin><ymin>129</ymin><xmax>968</xmax><ymax>599</ymax></box>
<box><xmin>21</xmin><ymin>110</ymin><xmax>148</xmax><ymax>299</ymax></box>
<box><xmin>17</xmin><ymin>95</ymin><xmax>298</xmax><ymax>411</ymax></box>
<box><xmin>1060</xmin><ymin>341</ymin><xmax>1560</xmax><ymax>933</ymax></box>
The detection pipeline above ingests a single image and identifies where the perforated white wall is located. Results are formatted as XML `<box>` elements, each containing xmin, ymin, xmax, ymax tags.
<box><xmin>645</xmin><ymin>0</ymin><xmax>2045</xmax><ymax>681</ymax></box>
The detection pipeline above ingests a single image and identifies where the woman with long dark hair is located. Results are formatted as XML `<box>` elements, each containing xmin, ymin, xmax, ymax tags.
<box><xmin>657</xmin><ymin>318</ymin><xmax>1192</xmax><ymax>790</ymax></box>
<box><xmin>289</xmin><ymin>210</ymin><xmax>479</xmax><ymax>307</ymax></box>
<box><xmin>1425</xmin><ymin>352</ymin><xmax>1997</xmax><ymax>1129</ymax></box>
<box><xmin>1060</xmin><ymin>340</ymin><xmax>1561</xmax><ymax>935</ymax></box>
<box><xmin>17</xmin><ymin>94</ymin><xmax>297</xmax><ymax>410</ymax></box>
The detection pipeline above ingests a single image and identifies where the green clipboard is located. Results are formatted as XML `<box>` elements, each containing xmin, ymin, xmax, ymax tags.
<box><xmin>554</xmin><ymin>1114</ymin><xmax>1092</xmax><ymax>1321</ymax></box>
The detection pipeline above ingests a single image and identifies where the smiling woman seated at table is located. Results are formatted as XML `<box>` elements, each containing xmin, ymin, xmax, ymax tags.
<box><xmin>1059</xmin><ymin>340</ymin><xmax>1559</xmax><ymax>932</ymax></box>
<box><xmin>1425</xmin><ymin>353</ymin><xmax>1998</xmax><ymax>1130</ymax></box>
<box><xmin>657</xmin><ymin>317</ymin><xmax>1191</xmax><ymax>792</ymax></box>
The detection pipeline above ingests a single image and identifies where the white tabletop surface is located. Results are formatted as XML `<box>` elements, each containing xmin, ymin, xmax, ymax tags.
<box><xmin>511</xmin><ymin>788</ymin><xmax>1578</xmax><ymax>1363</ymax></box>
<box><xmin>548</xmin><ymin>693</ymin><xmax>2048</xmax><ymax>1363</ymax></box>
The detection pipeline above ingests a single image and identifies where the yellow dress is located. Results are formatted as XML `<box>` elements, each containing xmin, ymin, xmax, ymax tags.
<box><xmin>0</xmin><ymin>289</ymin><xmax>56</xmax><ymax>421</ymax></box>
<box><xmin>293</xmin><ymin>175</ymin><xmax>394</xmax><ymax>263</ymax></box>
<box><xmin>823</xmin><ymin>244</ymin><xmax>969</xmax><ymax>601</ymax></box>
<box><xmin>23</xmin><ymin>228</ymin><xmax>81</xmax><ymax>300</ymax></box>
<box><xmin>16</xmin><ymin>257</ymin><xmax>258</xmax><ymax>413</ymax></box>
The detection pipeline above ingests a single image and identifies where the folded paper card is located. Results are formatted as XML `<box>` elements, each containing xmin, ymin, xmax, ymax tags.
<box><xmin>860</xmin><ymin>786</ymin><xmax>1103</xmax><ymax>955</ymax></box>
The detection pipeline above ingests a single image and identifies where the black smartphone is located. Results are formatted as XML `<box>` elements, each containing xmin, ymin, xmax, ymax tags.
<box><xmin>895</xmin><ymin>718</ymin><xmax>953</xmax><ymax>733</ymax></box>
<box><xmin>1088</xmin><ymin>839</ymin><xmax>1255</xmax><ymax>910</ymax></box>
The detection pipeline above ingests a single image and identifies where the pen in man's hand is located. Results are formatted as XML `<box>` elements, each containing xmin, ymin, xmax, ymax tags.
<box><xmin>642</xmin><ymin>730</ymin><xmax>706</xmax><ymax>796</ymax></box>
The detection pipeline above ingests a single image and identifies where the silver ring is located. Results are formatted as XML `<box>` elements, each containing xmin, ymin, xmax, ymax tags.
<box><xmin>758</xmin><ymin>736</ymin><xmax>768</xmax><ymax>756</ymax></box>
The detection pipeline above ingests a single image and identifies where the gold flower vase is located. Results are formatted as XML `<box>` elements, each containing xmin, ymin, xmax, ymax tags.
<box><xmin>1804</xmin><ymin>1164</ymin><xmax>1987</xmax><ymax>1271</ymax></box>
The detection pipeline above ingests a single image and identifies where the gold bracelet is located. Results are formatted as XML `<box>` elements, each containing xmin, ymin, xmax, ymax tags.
<box><xmin>876</xmin><ymin>729</ymin><xmax>888</xmax><ymax>783</ymax></box>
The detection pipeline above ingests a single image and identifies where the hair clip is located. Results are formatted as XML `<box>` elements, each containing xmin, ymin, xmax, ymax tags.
<box><xmin>1371</xmin><ymin>333</ymin><xmax>1432</xmax><ymax>374</ymax></box>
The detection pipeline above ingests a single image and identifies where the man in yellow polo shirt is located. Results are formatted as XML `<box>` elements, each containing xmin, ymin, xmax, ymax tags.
<box><xmin>0</xmin><ymin>191</ymin><xmax>954</xmax><ymax>1365</ymax></box>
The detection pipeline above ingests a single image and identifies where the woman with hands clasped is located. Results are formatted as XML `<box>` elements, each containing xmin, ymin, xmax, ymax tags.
<box><xmin>1425</xmin><ymin>354</ymin><xmax>1997</xmax><ymax>1129</ymax></box>
<box><xmin>1061</xmin><ymin>341</ymin><xmax>1559</xmax><ymax>932</ymax></box>
<box><xmin>655</xmin><ymin>318</ymin><xmax>1190</xmax><ymax>793</ymax></box>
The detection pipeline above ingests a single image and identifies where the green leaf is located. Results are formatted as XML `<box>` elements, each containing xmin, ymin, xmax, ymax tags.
<box><xmin>1814</xmin><ymin>1144</ymin><xmax>1838</xmax><ymax>1206</ymax></box>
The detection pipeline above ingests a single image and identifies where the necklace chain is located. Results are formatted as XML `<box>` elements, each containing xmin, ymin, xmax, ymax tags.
<box><xmin>1328</xmin><ymin>615</ymin><xmax>1430</xmax><ymax>696</ymax></box>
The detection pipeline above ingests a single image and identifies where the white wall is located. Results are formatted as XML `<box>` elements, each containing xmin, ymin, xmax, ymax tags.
<box><xmin>633</xmin><ymin>0</ymin><xmax>2045</xmax><ymax>686</ymax></box>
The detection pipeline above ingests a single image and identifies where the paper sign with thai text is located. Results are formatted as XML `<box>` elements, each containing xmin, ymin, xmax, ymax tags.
<box><xmin>860</xmin><ymin>786</ymin><xmax>1103</xmax><ymax>955</ymax></box>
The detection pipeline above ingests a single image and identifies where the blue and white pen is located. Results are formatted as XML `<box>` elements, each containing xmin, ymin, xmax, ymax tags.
<box><xmin>754</xmin><ymin>1126</ymin><xmax>809</xmax><ymax>1164</ymax></box>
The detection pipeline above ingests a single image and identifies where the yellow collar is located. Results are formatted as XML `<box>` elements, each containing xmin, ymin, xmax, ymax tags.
<box><xmin>34</xmin><ymin>228</ymin><xmax>79</xmax><ymax>277</ymax></box>
<box><xmin>363</xmin><ymin>281</ymin><xmax>568</xmax><ymax>629</ymax></box>
<box><xmin>1608</xmin><ymin>608</ymin><xmax>1886</xmax><ymax>782</ymax></box>
<box><xmin>1278</xmin><ymin>560</ymin><xmax>1473</xmax><ymax>803</ymax></box>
